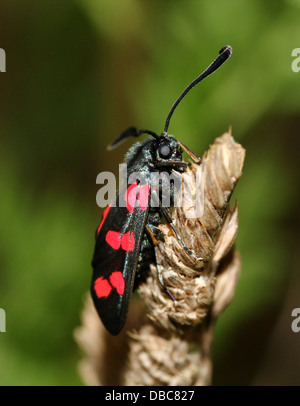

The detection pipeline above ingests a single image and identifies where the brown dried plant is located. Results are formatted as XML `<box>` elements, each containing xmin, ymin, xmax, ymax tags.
<box><xmin>75</xmin><ymin>131</ymin><xmax>245</xmax><ymax>386</ymax></box>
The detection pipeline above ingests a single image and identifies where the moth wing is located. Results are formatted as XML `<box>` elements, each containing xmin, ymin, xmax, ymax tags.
<box><xmin>91</xmin><ymin>181</ymin><xmax>150</xmax><ymax>335</ymax></box>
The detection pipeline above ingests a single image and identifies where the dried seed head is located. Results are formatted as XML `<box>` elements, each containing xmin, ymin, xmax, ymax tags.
<box><xmin>138</xmin><ymin>131</ymin><xmax>245</xmax><ymax>334</ymax></box>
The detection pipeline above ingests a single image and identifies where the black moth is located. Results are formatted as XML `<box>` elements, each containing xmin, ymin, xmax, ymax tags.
<box><xmin>91</xmin><ymin>46</ymin><xmax>232</xmax><ymax>335</ymax></box>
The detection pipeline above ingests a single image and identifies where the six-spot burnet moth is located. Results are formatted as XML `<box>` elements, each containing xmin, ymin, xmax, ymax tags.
<box><xmin>91</xmin><ymin>46</ymin><xmax>233</xmax><ymax>335</ymax></box>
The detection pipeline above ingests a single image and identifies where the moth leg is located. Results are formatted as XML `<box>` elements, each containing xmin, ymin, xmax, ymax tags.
<box><xmin>156</xmin><ymin>263</ymin><xmax>176</xmax><ymax>302</ymax></box>
<box><xmin>145</xmin><ymin>224</ymin><xmax>158</xmax><ymax>246</ymax></box>
<box><xmin>152</xmin><ymin>191</ymin><xmax>203</xmax><ymax>262</ymax></box>
<box><xmin>145</xmin><ymin>224</ymin><xmax>176</xmax><ymax>302</ymax></box>
<box><xmin>160</xmin><ymin>206</ymin><xmax>201</xmax><ymax>261</ymax></box>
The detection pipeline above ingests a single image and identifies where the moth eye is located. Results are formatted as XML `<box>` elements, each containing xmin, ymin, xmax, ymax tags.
<box><xmin>159</xmin><ymin>143</ymin><xmax>172</xmax><ymax>159</ymax></box>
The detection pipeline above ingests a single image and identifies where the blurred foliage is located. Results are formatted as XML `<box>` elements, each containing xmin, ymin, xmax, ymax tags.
<box><xmin>0</xmin><ymin>0</ymin><xmax>299</xmax><ymax>385</ymax></box>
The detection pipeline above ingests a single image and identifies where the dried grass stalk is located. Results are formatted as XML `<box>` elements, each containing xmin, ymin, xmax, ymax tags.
<box><xmin>75</xmin><ymin>130</ymin><xmax>245</xmax><ymax>386</ymax></box>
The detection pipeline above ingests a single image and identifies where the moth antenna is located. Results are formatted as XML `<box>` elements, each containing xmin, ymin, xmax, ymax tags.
<box><xmin>107</xmin><ymin>127</ymin><xmax>159</xmax><ymax>150</ymax></box>
<box><xmin>163</xmin><ymin>45</ymin><xmax>233</xmax><ymax>134</ymax></box>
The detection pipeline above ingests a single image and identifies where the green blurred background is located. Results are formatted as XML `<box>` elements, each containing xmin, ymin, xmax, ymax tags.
<box><xmin>0</xmin><ymin>0</ymin><xmax>300</xmax><ymax>386</ymax></box>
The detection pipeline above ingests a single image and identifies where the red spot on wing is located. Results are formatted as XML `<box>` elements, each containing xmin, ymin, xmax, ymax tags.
<box><xmin>97</xmin><ymin>203</ymin><xmax>112</xmax><ymax>234</ymax></box>
<box><xmin>94</xmin><ymin>277</ymin><xmax>112</xmax><ymax>298</ymax></box>
<box><xmin>121</xmin><ymin>231</ymin><xmax>135</xmax><ymax>252</ymax></box>
<box><xmin>125</xmin><ymin>182</ymin><xmax>138</xmax><ymax>213</ymax></box>
<box><xmin>105</xmin><ymin>230</ymin><xmax>135</xmax><ymax>252</ymax></box>
<box><xmin>137</xmin><ymin>184</ymin><xmax>150</xmax><ymax>211</ymax></box>
<box><xmin>94</xmin><ymin>272</ymin><xmax>125</xmax><ymax>298</ymax></box>
<box><xmin>124</xmin><ymin>182</ymin><xmax>149</xmax><ymax>213</ymax></box>
<box><xmin>105</xmin><ymin>230</ymin><xmax>121</xmax><ymax>250</ymax></box>
<box><xmin>109</xmin><ymin>271</ymin><xmax>125</xmax><ymax>295</ymax></box>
